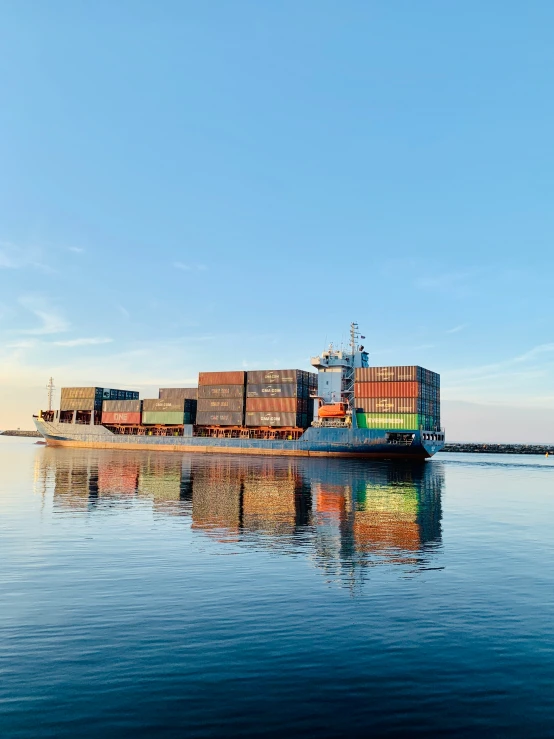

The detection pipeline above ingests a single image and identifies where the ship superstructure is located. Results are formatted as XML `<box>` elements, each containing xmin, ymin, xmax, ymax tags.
<box><xmin>310</xmin><ymin>321</ymin><xmax>369</xmax><ymax>426</ymax></box>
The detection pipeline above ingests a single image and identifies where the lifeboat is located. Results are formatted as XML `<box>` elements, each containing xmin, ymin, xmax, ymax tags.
<box><xmin>318</xmin><ymin>402</ymin><xmax>348</xmax><ymax>418</ymax></box>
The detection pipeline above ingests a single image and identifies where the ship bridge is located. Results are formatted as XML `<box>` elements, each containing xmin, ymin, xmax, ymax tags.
<box><xmin>311</xmin><ymin>323</ymin><xmax>369</xmax><ymax>408</ymax></box>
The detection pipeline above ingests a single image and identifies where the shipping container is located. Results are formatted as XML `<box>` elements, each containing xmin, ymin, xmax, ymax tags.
<box><xmin>245</xmin><ymin>411</ymin><xmax>305</xmax><ymax>427</ymax></box>
<box><xmin>61</xmin><ymin>387</ymin><xmax>139</xmax><ymax>400</ymax></box>
<box><xmin>356</xmin><ymin>413</ymin><xmax>439</xmax><ymax>430</ymax></box>
<box><xmin>356</xmin><ymin>366</ymin><xmax>434</xmax><ymax>383</ymax></box>
<box><xmin>198</xmin><ymin>371</ymin><xmax>245</xmax><ymax>386</ymax></box>
<box><xmin>142</xmin><ymin>411</ymin><xmax>191</xmax><ymax>425</ymax></box>
<box><xmin>246</xmin><ymin>383</ymin><xmax>306</xmax><ymax>398</ymax></box>
<box><xmin>142</xmin><ymin>398</ymin><xmax>196</xmax><ymax>412</ymax></box>
<box><xmin>246</xmin><ymin>397</ymin><xmax>303</xmax><ymax>413</ymax></box>
<box><xmin>102</xmin><ymin>399</ymin><xmax>141</xmax><ymax>413</ymax></box>
<box><xmin>247</xmin><ymin>369</ymin><xmax>311</xmax><ymax>385</ymax></box>
<box><xmin>61</xmin><ymin>386</ymin><xmax>102</xmax><ymax>399</ymax></box>
<box><xmin>356</xmin><ymin>413</ymin><xmax>422</xmax><ymax>430</ymax></box>
<box><xmin>355</xmin><ymin>398</ymin><xmax>427</xmax><ymax>414</ymax></box>
<box><xmin>198</xmin><ymin>385</ymin><xmax>245</xmax><ymax>399</ymax></box>
<box><xmin>60</xmin><ymin>398</ymin><xmax>99</xmax><ymax>412</ymax></box>
<box><xmin>197</xmin><ymin>398</ymin><xmax>244</xmax><ymax>412</ymax></box>
<box><xmin>102</xmin><ymin>411</ymin><xmax>142</xmax><ymax>425</ymax></box>
<box><xmin>61</xmin><ymin>388</ymin><xmax>100</xmax><ymax>400</ymax></box>
<box><xmin>195</xmin><ymin>411</ymin><xmax>244</xmax><ymax>426</ymax></box>
<box><xmin>355</xmin><ymin>366</ymin><xmax>440</xmax><ymax>387</ymax></box>
<box><xmin>158</xmin><ymin>387</ymin><xmax>198</xmax><ymax>401</ymax></box>
<box><xmin>355</xmin><ymin>381</ymin><xmax>421</xmax><ymax>398</ymax></box>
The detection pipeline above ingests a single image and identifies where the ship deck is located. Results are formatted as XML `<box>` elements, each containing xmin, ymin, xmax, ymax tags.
<box><xmin>34</xmin><ymin>418</ymin><xmax>445</xmax><ymax>460</ymax></box>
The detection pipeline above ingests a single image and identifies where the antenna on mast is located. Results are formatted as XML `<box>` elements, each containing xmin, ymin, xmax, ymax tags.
<box><xmin>350</xmin><ymin>322</ymin><xmax>359</xmax><ymax>355</ymax></box>
<box><xmin>46</xmin><ymin>377</ymin><xmax>55</xmax><ymax>411</ymax></box>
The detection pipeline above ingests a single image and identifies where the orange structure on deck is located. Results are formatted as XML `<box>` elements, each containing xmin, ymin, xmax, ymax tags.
<box><xmin>318</xmin><ymin>402</ymin><xmax>348</xmax><ymax>418</ymax></box>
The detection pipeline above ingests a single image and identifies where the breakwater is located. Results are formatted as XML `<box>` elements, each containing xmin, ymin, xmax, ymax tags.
<box><xmin>0</xmin><ymin>430</ymin><xmax>42</xmax><ymax>438</ymax></box>
<box><xmin>442</xmin><ymin>443</ymin><xmax>554</xmax><ymax>455</ymax></box>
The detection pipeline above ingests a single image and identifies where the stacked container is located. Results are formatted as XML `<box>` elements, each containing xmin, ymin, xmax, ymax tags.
<box><xmin>142</xmin><ymin>398</ymin><xmax>197</xmax><ymax>425</ymax></box>
<box><xmin>102</xmin><ymin>399</ymin><xmax>142</xmax><ymax>425</ymax></box>
<box><xmin>245</xmin><ymin>369</ymin><xmax>317</xmax><ymax>428</ymax></box>
<box><xmin>158</xmin><ymin>388</ymin><xmax>198</xmax><ymax>401</ymax></box>
<box><xmin>196</xmin><ymin>371</ymin><xmax>246</xmax><ymax>426</ymax></box>
<box><xmin>354</xmin><ymin>366</ymin><xmax>440</xmax><ymax>431</ymax></box>
<box><xmin>60</xmin><ymin>387</ymin><xmax>139</xmax><ymax>412</ymax></box>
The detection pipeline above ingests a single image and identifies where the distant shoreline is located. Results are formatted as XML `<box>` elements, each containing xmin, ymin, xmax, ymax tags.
<box><xmin>0</xmin><ymin>430</ymin><xmax>42</xmax><ymax>438</ymax></box>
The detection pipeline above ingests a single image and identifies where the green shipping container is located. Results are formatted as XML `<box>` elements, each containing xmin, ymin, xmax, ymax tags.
<box><xmin>142</xmin><ymin>411</ymin><xmax>189</xmax><ymax>425</ymax></box>
<box><xmin>356</xmin><ymin>413</ymin><xmax>421</xmax><ymax>430</ymax></box>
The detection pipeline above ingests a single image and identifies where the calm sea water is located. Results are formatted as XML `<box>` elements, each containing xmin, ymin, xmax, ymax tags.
<box><xmin>1</xmin><ymin>438</ymin><xmax>554</xmax><ymax>738</ymax></box>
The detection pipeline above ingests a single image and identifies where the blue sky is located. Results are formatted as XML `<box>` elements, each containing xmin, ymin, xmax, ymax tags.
<box><xmin>1</xmin><ymin>1</ymin><xmax>553</xmax><ymax>440</ymax></box>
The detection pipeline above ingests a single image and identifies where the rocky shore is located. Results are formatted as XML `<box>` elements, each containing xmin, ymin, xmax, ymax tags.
<box><xmin>441</xmin><ymin>443</ymin><xmax>554</xmax><ymax>455</ymax></box>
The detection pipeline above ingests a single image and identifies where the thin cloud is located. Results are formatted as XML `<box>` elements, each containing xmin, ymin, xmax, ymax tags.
<box><xmin>441</xmin><ymin>343</ymin><xmax>554</xmax><ymax>401</ymax></box>
<box><xmin>450</xmin><ymin>343</ymin><xmax>554</xmax><ymax>379</ymax></box>
<box><xmin>116</xmin><ymin>304</ymin><xmax>130</xmax><ymax>318</ymax></box>
<box><xmin>18</xmin><ymin>295</ymin><xmax>69</xmax><ymax>335</ymax></box>
<box><xmin>0</xmin><ymin>241</ymin><xmax>54</xmax><ymax>273</ymax></box>
<box><xmin>68</xmin><ymin>246</ymin><xmax>85</xmax><ymax>254</ymax></box>
<box><xmin>5</xmin><ymin>339</ymin><xmax>38</xmax><ymax>349</ymax></box>
<box><xmin>446</xmin><ymin>324</ymin><xmax>468</xmax><ymax>334</ymax></box>
<box><xmin>53</xmin><ymin>337</ymin><xmax>113</xmax><ymax>347</ymax></box>
<box><xmin>513</xmin><ymin>343</ymin><xmax>554</xmax><ymax>363</ymax></box>
<box><xmin>173</xmin><ymin>262</ymin><xmax>208</xmax><ymax>272</ymax></box>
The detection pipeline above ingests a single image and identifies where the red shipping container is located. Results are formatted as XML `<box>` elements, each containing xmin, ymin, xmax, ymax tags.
<box><xmin>356</xmin><ymin>366</ymin><xmax>422</xmax><ymax>382</ymax></box>
<box><xmin>246</xmin><ymin>397</ymin><xmax>298</xmax><ymax>412</ymax></box>
<box><xmin>198</xmin><ymin>371</ymin><xmax>245</xmax><ymax>386</ymax></box>
<box><xmin>102</xmin><ymin>411</ymin><xmax>142</xmax><ymax>425</ymax></box>
<box><xmin>354</xmin><ymin>381</ymin><xmax>420</xmax><ymax>398</ymax></box>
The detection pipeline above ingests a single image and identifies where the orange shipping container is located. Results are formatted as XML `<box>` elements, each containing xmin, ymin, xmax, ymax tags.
<box><xmin>355</xmin><ymin>381</ymin><xmax>420</xmax><ymax>398</ymax></box>
<box><xmin>198</xmin><ymin>371</ymin><xmax>245</xmax><ymax>386</ymax></box>
<box><xmin>246</xmin><ymin>397</ymin><xmax>298</xmax><ymax>412</ymax></box>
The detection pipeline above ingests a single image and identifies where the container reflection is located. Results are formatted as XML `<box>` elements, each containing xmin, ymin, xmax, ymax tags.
<box><xmin>35</xmin><ymin>449</ymin><xmax>443</xmax><ymax>582</ymax></box>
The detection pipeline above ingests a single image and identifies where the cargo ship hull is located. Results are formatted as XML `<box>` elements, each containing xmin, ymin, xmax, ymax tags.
<box><xmin>34</xmin><ymin>418</ymin><xmax>444</xmax><ymax>460</ymax></box>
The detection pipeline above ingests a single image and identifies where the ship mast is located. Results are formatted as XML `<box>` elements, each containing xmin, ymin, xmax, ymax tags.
<box><xmin>350</xmin><ymin>321</ymin><xmax>359</xmax><ymax>356</ymax></box>
<box><xmin>46</xmin><ymin>377</ymin><xmax>55</xmax><ymax>412</ymax></box>
<box><xmin>343</xmin><ymin>322</ymin><xmax>359</xmax><ymax>410</ymax></box>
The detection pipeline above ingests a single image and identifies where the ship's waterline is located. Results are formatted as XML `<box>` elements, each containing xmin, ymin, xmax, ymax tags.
<box><xmin>34</xmin><ymin>418</ymin><xmax>443</xmax><ymax>459</ymax></box>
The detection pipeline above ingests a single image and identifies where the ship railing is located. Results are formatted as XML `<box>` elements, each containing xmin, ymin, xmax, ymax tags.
<box><xmin>311</xmin><ymin>419</ymin><xmax>349</xmax><ymax>428</ymax></box>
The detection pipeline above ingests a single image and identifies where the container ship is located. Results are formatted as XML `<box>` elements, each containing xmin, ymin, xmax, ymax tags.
<box><xmin>34</xmin><ymin>324</ymin><xmax>445</xmax><ymax>460</ymax></box>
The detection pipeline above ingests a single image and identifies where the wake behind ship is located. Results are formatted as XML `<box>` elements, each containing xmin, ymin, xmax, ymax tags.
<box><xmin>35</xmin><ymin>324</ymin><xmax>445</xmax><ymax>460</ymax></box>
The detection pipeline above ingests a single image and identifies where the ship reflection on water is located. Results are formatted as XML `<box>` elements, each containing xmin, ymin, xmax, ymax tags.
<box><xmin>35</xmin><ymin>449</ymin><xmax>443</xmax><ymax>583</ymax></box>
